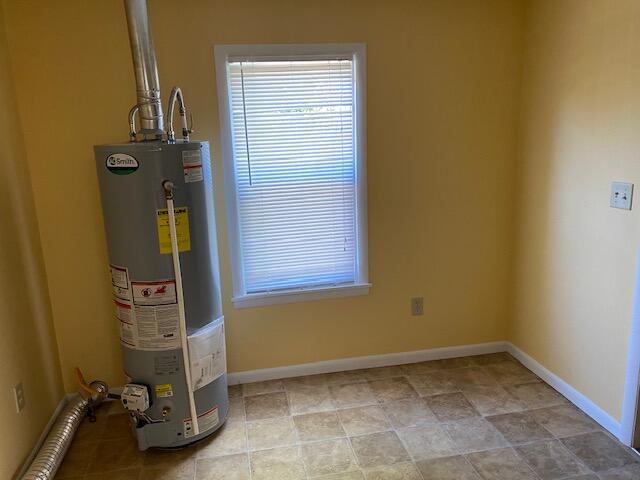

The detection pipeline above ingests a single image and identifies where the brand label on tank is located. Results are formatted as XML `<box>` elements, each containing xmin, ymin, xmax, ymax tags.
<box><xmin>106</xmin><ymin>153</ymin><xmax>139</xmax><ymax>175</ymax></box>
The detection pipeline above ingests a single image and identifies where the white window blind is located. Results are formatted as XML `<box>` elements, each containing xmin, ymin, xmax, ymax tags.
<box><xmin>227</xmin><ymin>58</ymin><xmax>358</xmax><ymax>294</ymax></box>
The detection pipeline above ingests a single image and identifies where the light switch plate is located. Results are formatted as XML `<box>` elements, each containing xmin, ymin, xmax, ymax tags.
<box><xmin>610</xmin><ymin>182</ymin><xmax>633</xmax><ymax>210</ymax></box>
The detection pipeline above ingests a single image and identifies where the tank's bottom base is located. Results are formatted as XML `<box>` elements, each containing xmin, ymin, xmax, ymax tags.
<box><xmin>135</xmin><ymin>414</ymin><xmax>228</xmax><ymax>451</ymax></box>
<box><xmin>152</xmin><ymin>417</ymin><xmax>228</xmax><ymax>450</ymax></box>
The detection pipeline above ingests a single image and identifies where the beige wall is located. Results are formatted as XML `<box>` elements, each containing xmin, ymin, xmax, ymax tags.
<box><xmin>0</xmin><ymin>4</ymin><xmax>64</xmax><ymax>478</ymax></box>
<box><xmin>3</xmin><ymin>0</ymin><xmax>525</xmax><ymax>391</ymax></box>
<box><xmin>511</xmin><ymin>0</ymin><xmax>640</xmax><ymax>420</ymax></box>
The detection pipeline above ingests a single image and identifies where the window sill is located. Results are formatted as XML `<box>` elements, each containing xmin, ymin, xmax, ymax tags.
<box><xmin>232</xmin><ymin>283</ymin><xmax>371</xmax><ymax>309</ymax></box>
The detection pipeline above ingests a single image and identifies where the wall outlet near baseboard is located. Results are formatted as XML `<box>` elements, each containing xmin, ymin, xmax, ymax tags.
<box><xmin>411</xmin><ymin>297</ymin><xmax>424</xmax><ymax>316</ymax></box>
<box><xmin>13</xmin><ymin>382</ymin><xmax>25</xmax><ymax>412</ymax></box>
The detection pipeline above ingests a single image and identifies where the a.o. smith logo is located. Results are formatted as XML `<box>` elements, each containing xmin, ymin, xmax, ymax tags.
<box><xmin>106</xmin><ymin>153</ymin><xmax>139</xmax><ymax>175</ymax></box>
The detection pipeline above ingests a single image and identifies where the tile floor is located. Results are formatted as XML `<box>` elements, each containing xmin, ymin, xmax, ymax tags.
<box><xmin>55</xmin><ymin>353</ymin><xmax>640</xmax><ymax>479</ymax></box>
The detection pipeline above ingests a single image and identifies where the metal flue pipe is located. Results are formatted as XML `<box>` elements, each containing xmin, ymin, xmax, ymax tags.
<box><xmin>124</xmin><ymin>0</ymin><xmax>164</xmax><ymax>137</ymax></box>
<box><xmin>21</xmin><ymin>380</ymin><xmax>108</xmax><ymax>480</ymax></box>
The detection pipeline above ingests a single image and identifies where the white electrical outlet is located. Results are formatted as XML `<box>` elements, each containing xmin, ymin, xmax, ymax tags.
<box><xmin>610</xmin><ymin>182</ymin><xmax>633</xmax><ymax>210</ymax></box>
<box><xmin>411</xmin><ymin>297</ymin><xmax>424</xmax><ymax>316</ymax></box>
<box><xmin>13</xmin><ymin>382</ymin><xmax>25</xmax><ymax>412</ymax></box>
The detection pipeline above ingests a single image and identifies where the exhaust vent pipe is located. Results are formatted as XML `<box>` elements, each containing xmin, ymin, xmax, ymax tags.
<box><xmin>20</xmin><ymin>377</ymin><xmax>108</xmax><ymax>480</ymax></box>
<box><xmin>124</xmin><ymin>0</ymin><xmax>164</xmax><ymax>137</ymax></box>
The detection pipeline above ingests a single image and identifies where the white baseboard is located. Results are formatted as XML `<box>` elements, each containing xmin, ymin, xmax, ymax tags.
<box><xmin>15</xmin><ymin>395</ymin><xmax>69</xmax><ymax>479</ymax></box>
<box><xmin>506</xmin><ymin>343</ymin><xmax>622</xmax><ymax>439</ymax></box>
<box><xmin>227</xmin><ymin>341</ymin><xmax>508</xmax><ymax>385</ymax></box>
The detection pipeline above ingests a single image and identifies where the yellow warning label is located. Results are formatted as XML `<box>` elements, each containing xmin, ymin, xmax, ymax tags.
<box><xmin>155</xmin><ymin>383</ymin><xmax>174</xmax><ymax>398</ymax></box>
<box><xmin>156</xmin><ymin>207</ymin><xmax>191</xmax><ymax>254</ymax></box>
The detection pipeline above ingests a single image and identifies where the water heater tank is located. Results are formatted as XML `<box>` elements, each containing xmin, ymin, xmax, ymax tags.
<box><xmin>95</xmin><ymin>140</ymin><xmax>228</xmax><ymax>449</ymax></box>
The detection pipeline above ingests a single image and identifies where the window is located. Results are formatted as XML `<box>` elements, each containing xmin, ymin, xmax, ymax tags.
<box><xmin>215</xmin><ymin>44</ymin><xmax>369</xmax><ymax>308</ymax></box>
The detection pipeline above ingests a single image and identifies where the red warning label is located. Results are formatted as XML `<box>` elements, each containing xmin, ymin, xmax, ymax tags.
<box><xmin>131</xmin><ymin>280</ymin><xmax>177</xmax><ymax>306</ymax></box>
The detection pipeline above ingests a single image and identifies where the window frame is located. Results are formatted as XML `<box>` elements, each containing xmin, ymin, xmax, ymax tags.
<box><xmin>214</xmin><ymin>43</ymin><xmax>369</xmax><ymax>308</ymax></box>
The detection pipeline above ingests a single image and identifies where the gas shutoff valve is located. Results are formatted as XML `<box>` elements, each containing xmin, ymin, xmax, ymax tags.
<box><xmin>121</xmin><ymin>384</ymin><xmax>150</xmax><ymax>412</ymax></box>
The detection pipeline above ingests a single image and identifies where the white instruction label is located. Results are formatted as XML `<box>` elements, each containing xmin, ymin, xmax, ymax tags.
<box><xmin>182</xmin><ymin>150</ymin><xmax>203</xmax><ymax>183</ymax></box>
<box><xmin>132</xmin><ymin>280</ymin><xmax>176</xmax><ymax>306</ymax></box>
<box><xmin>114</xmin><ymin>299</ymin><xmax>136</xmax><ymax>348</ymax></box>
<box><xmin>110</xmin><ymin>264</ymin><xmax>132</xmax><ymax>300</ymax></box>
<box><xmin>119</xmin><ymin>322</ymin><xmax>137</xmax><ymax>348</ymax></box>
<box><xmin>184</xmin><ymin>166</ymin><xmax>203</xmax><ymax>183</ymax></box>
<box><xmin>188</xmin><ymin>320</ymin><xmax>226</xmax><ymax>390</ymax></box>
<box><xmin>134</xmin><ymin>304</ymin><xmax>180</xmax><ymax>350</ymax></box>
<box><xmin>184</xmin><ymin>406</ymin><xmax>219</xmax><ymax>438</ymax></box>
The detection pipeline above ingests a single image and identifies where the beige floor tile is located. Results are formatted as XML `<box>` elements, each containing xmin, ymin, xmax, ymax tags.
<box><xmin>101</xmin><ymin>413</ymin><xmax>133</xmax><ymax>440</ymax></box>
<box><xmin>338</xmin><ymin>405</ymin><xmax>391</xmax><ymax>436</ymax></box>
<box><xmin>560</xmin><ymin>432</ymin><xmax>639</xmax><ymax>472</ymax></box>
<box><xmin>300</xmin><ymin>438</ymin><xmax>359</xmax><ymax>477</ymax></box>
<box><xmin>288</xmin><ymin>384</ymin><xmax>336</xmax><ymax>414</ymax></box>
<box><xmin>362</xmin><ymin>366</ymin><xmax>406</xmax><ymax>380</ymax></box>
<box><xmin>250</xmin><ymin>446</ymin><xmax>306</xmax><ymax>480</ymax></box>
<box><xmin>483</xmin><ymin>362</ymin><xmax>538</xmax><ymax>385</ymax></box>
<box><xmin>396</xmin><ymin>424</ymin><xmax>458</xmax><ymax>461</ymax></box>
<box><xmin>449</xmin><ymin>367</ymin><xmax>498</xmax><ymax>388</ymax></box>
<box><xmin>350</xmin><ymin>431</ymin><xmax>411</xmax><ymax>468</ymax></box>
<box><xmin>425</xmin><ymin>392</ymin><xmax>479</xmax><ymax>422</ymax></box>
<box><xmin>284</xmin><ymin>374</ymin><xmax>328</xmax><ymax>390</ymax></box>
<box><xmin>504</xmin><ymin>381</ymin><xmax>568</xmax><ymax>409</ymax></box>
<box><xmin>140</xmin><ymin>458</ymin><xmax>195</xmax><ymax>480</ymax></box>
<box><xmin>416</xmin><ymin>455</ymin><xmax>481</xmax><ymax>480</ymax></box>
<box><xmin>487</xmin><ymin>411</ymin><xmax>553</xmax><ymax>445</ymax></box>
<box><xmin>74</xmin><ymin>415</ymin><xmax>108</xmax><ymax>444</ymax></box>
<box><xmin>442</xmin><ymin>417</ymin><xmax>509</xmax><ymax>453</ymax></box>
<box><xmin>555</xmin><ymin>476</ymin><xmax>598</xmax><ymax>480</ymax></box>
<box><xmin>85</xmin><ymin>468</ymin><xmax>142</xmax><ymax>480</ymax></box>
<box><xmin>401</xmin><ymin>360</ymin><xmax>441</xmax><ymax>376</ymax></box>
<box><xmin>195</xmin><ymin>454</ymin><xmax>250</xmax><ymax>480</ymax></box>
<box><xmin>406</xmin><ymin>371</ymin><xmax>459</xmax><ymax>397</ymax></box>
<box><xmin>318</xmin><ymin>472</ymin><xmax>365</xmax><ymax>480</ymax></box>
<box><xmin>244</xmin><ymin>392</ymin><xmax>290</xmax><ymax>421</ymax></box>
<box><xmin>530</xmin><ymin>405</ymin><xmax>601</xmax><ymax>437</ymax></box>
<box><xmin>515</xmin><ymin>439</ymin><xmax>591</xmax><ymax>479</ymax></box>
<box><xmin>330</xmin><ymin>382</ymin><xmax>377</xmax><ymax>408</ymax></box>
<box><xmin>293</xmin><ymin>411</ymin><xmax>345</xmax><ymax>442</ymax></box>
<box><xmin>55</xmin><ymin>440</ymin><xmax>99</xmax><ymax>478</ymax></box>
<box><xmin>325</xmin><ymin>370</ymin><xmax>369</xmax><ymax>386</ymax></box>
<box><xmin>469</xmin><ymin>352</ymin><xmax>515</xmax><ymax>366</ymax></box>
<box><xmin>466</xmin><ymin>447</ymin><xmax>538</xmax><ymax>480</ymax></box>
<box><xmin>247</xmin><ymin>417</ymin><xmax>298</xmax><ymax>451</ymax></box>
<box><xmin>87</xmin><ymin>438</ymin><xmax>145</xmax><ymax>474</ymax></box>
<box><xmin>433</xmin><ymin>357</ymin><xmax>475</xmax><ymax>369</ymax></box>
<box><xmin>197</xmin><ymin>420</ymin><xmax>247</xmax><ymax>458</ymax></box>
<box><xmin>368</xmin><ymin>377</ymin><xmax>418</xmax><ymax>403</ymax></box>
<box><xmin>381</xmin><ymin>398</ymin><xmax>438</xmax><ymax>428</ymax></box>
<box><xmin>228</xmin><ymin>384</ymin><xmax>242</xmax><ymax>398</ymax></box>
<box><xmin>144</xmin><ymin>447</ymin><xmax>195</xmax><ymax>466</ymax></box>
<box><xmin>227</xmin><ymin>397</ymin><xmax>245</xmax><ymax>421</ymax></box>
<box><xmin>242</xmin><ymin>379</ymin><xmax>285</xmax><ymax>397</ymax></box>
<box><xmin>598</xmin><ymin>463</ymin><xmax>640</xmax><ymax>479</ymax></box>
<box><xmin>461</xmin><ymin>385</ymin><xmax>525</xmax><ymax>416</ymax></box>
<box><xmin>363</xmin><ymin>462</ymin><xmax>422</xmax><ymax>479</ymax></box>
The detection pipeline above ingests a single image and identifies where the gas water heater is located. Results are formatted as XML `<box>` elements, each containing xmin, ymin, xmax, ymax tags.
<box><xmin>94</xmin><ymin>0</ymin><xmax>228</xmax><ymax>449</ymax></box>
